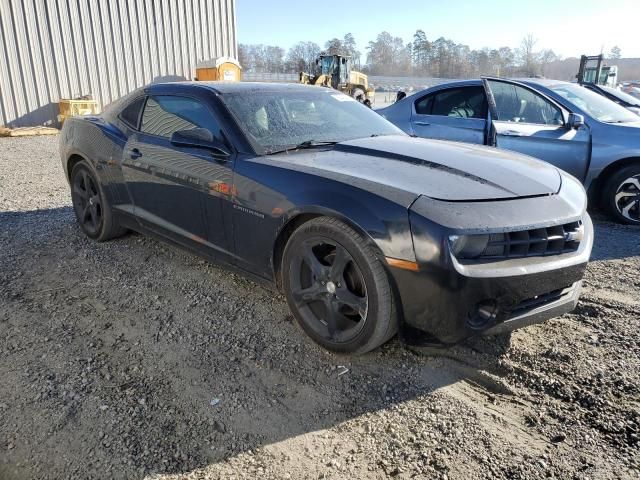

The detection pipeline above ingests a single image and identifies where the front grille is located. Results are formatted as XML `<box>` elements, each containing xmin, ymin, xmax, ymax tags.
<box><xmin>478</xmin><ymin>221</ymin><xmax>583</xmax><ymax>260</ymax></box>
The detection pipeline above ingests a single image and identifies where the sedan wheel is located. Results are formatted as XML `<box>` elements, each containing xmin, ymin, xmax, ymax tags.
<box><xmin>604</xmin><ymin>165</ymin><xmax>640</xmax><ymax>225</ymax></box>
<box><xmin>614</xmin><ymin>174</ymin><xmax>640</xmax><ymax>223</ymax></box>
<box><xmin>282</xmin><ymin>217</ymin><xmax>397</xmax><ymax>354</ymax></box>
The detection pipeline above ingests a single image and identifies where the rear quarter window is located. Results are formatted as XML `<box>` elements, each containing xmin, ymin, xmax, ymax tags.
<box><xmin>119</xmin><ymin>97</ymin><xmax>145</xmax><ymax>129</ymax></box>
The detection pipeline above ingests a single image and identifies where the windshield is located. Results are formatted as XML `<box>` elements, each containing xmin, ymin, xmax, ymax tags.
<box><xmin>321</xmin><ymin>56</ymin><xmax>337</xmax><ymax>76</ymax></box>
<box><xmin>220</xmin><ymin>89</ymin><xmax>403</xmax><ymax>154</ymax></box>
<box><xmin>600</xmin><ymin>85</ymin><xmax>640</xmax><ymax>107</ymax></box>
<box><xmin>550</xmin><ymin>83</ymin><xmax>639</xmax><ymax>123</ymax></box>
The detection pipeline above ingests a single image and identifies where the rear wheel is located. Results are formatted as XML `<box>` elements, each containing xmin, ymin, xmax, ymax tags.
<box><xmin>282</xmin><ymin>217</ymin><xmax>397</xmax><ymax>354</ymax></box>
<box><xmin>602</xmin><ymin>165</ymin><xmax>640</xmax><ymax>224</ymax></box>
<box><xmin>70</xmin><ymin>161</ymin><xmax>126</xmax><ymax>241</ymax></box>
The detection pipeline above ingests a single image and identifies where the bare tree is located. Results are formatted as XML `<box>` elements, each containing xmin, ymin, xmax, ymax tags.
<box><xmin>241</xmin><ymin>30</ymin><xmax>565</xmax><ymax>79</ymax></box>
<box><xmin>286</xmin><ymin>41</ymin><xmax>321</xmax><ymax>73</ymax></box>
<box><xmin>518</xmin><ymin>34</ymin><xmax>539</xmax><ymax>76</ymax></box>
<box><xmin>325</xmin><ymin>38</ymin><xmax>343</xmax><ymax>55</ymax></box>
<box><xmin>539</xmin><ymin>49</ymin><xmax>558</xmax><ymax>76</ymax></box>
<box><xmin>609</xmin><ymin>46</ymin><xmax>622</xmax><ymax>60</ymax></box>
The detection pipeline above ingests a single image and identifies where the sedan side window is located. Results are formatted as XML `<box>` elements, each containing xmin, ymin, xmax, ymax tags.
<box><xmin>489</xmin><ymin>82</ymin><xmax>563</xmax><ymax>126</ymax></box>
<box><xmin>415</xmin><ymin>87</ymin><xmax>487</xmax><ymax>119</ymax></box>
<box><xmin>140</xmin><ymin>95</ymin><xmax>222</xmax><ymax>139</ymax></box>
<box><xmin>414</xmin><ymin>95</ymin><xmax>433</xmax><ymax>115</ymax></box>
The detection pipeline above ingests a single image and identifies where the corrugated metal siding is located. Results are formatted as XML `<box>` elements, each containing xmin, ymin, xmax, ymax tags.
<box><xmin>0</xmin><ymin>0</ymin><xmax>237</xmax><ymax>127</ymax></box>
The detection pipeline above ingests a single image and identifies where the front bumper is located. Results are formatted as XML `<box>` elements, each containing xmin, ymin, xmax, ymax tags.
<box><xmin>482</xmin><ymin>281</ymin><xmax>581</xmax><ymax>336</ymax></box>
<box><xmin>390</xmin><ymin>191</ymin><xmax>593</xmax><ymax>346</ymax></box>
<box><xmin>391</xmin><ymin>260</ymin><xmax>587</xmax><ymax>346</ymax></box>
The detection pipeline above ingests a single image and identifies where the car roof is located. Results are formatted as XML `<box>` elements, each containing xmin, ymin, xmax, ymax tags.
<box><xmin>430</xmin><ymin>79</ymin><xmax>482</xmax><ymax>89</ymax></box>
<box><xmin>517</xmin><ymin>77</ymin><xmax>571</xmax><ymax>88</ymax></box>
<box><xmin>419</xmin><ymin>77</ymin><xmax>572</xmax><ymax>93</ymax></box>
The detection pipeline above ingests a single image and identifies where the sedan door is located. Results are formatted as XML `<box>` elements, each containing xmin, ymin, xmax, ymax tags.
<box><xmin>482</xmin><ymin>78</ymin><xmax>591</xmax><ymax>180</ymax></box>
<box><xmin>121</xmin><ymin>95</ymin><xmax>235</xmax><ymax>258</ymax></box>
<box><xmin>410</xmin><ymin>86</ymin><xmax>488</xmax><ymax>144</ymax></box>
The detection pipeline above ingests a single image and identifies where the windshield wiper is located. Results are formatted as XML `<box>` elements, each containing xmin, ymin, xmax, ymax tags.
<box><xmin>265</xmin><ymin>140</ymin><xmax>339</xmax><ymax>155</ymax></box>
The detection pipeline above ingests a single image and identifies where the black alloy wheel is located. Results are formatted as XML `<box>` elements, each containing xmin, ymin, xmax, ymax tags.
<box><xmin>72</xmin><ymin>166</ymin><xmax>103</xmax><ymax>237</ymax></box>
<box><xmin>282</xmin><ymin>217</ymin><xmax>397</xmax><ymax>354</ymax></box>
<box><xmin>70</xmin><ymin>160</ymin><xmax>126</xmax><ymax>241</ymax></box>
<box><xmin>290</xmin><ymin>237</ymin><xmax>369</xmax><ymax>343</ymax></box>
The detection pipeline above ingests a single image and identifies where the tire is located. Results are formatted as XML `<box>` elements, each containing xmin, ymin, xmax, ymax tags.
<box><xmin>602</xmin><ymin>164</ymin><xmax>640</xmax><ymax>224</ymax></box>
<box><xmin>70</xmin><ymin>160</ymin><xmax>126</xmax><ymax>241</ymax></box>
<box><xmin>352</xmin><ymin>88</ymin><xmax>365</xmax><ymax>103</ymax></box>
<box><xmin>282</xmin><ymin>217</ymin><xmax>397</xmax><ymax>354</ymax></box>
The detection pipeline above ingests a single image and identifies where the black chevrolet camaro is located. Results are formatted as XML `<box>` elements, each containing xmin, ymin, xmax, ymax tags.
<box><xmin>59</xmin><ymin>82</ymin><xmax>593</xmax><ymax>354</ymax></box>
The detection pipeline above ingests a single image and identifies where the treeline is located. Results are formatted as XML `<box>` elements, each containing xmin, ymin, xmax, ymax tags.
<box><xmin>238</xmin><ymin>30</ymin><xmax>627</xmax><ymax>79</ymax></box>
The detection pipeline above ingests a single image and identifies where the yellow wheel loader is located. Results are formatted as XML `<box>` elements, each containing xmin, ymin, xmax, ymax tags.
<box><xmin>300</xmin><ymin>55</ymin><xmax>374</xmax><ymax>107</ymax></box>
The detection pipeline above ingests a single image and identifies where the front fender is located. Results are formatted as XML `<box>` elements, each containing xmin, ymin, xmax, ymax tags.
<box><xmin>276</xmin><ymin>188</ymin><xmax>416</xmax><ymax>264</ymax></box>
<box><xmin>231</xmin><ymin>158</ymin><xmax>417</xmax><ymax>280</ymax></box>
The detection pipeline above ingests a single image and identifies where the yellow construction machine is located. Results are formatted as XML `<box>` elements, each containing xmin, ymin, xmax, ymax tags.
<box><xmin>300</xmin><ymin>54</ymin><xmax>374</xmax><ymax>106</ymax></box>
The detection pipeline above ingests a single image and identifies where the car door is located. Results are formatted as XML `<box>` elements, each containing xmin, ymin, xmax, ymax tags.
<box><xmin>410</xmin><ymin>86</ymin><xmax>488</xmax><ymax>144</ymax></box>
<box><xmin>121</xmin><ymin>94</ymin><xmax>235</xmax><ymax>257</ymax></box>
<box><xmin>482</xmin><ymin>78</ymin><xmax>591</xmax><ymax>180</ymax></box>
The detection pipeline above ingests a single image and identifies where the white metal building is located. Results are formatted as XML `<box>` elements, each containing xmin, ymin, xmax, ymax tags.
<box><xmin>0</xmin><ymin>0</ymin><xmax>237</xmax><ymax>127</ymax></box>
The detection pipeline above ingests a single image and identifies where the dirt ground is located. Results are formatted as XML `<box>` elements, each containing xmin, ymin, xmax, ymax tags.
<box><xmin>0</xmin><ymin>136</ymin><xmax>638</xmax><ymax>480</ymax></box>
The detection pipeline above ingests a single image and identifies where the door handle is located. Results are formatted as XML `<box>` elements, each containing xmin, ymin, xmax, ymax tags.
<box><xmin>414</xmin><ymin>121</ymin><xmax>430</xmax><ymax>126</ymax></box>
<box><xmin>129</xmin><ymin>148</ymin><xmax>142</xmax><ymax>159</ymax></box>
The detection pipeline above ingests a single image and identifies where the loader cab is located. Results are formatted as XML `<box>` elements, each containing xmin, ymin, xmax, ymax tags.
<box><xmin>318</xmin><ymin>55</ymin><xmax>351</xmax><ymax>89</ymax></box>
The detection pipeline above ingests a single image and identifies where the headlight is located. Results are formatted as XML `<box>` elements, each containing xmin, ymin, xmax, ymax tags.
<box><xmin>449</xmin><ymin>234</ymin><xmax>489</xmax><ymax>259</ymax></box>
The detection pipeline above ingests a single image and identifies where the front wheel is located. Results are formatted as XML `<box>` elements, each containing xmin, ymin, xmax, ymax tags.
<box><xmin>282</xmin><ymin>217</ymin><xmax>397</xmax><ymax>354</ymax></box>
<box><xmin>602</xmin><ymin>165</ymin><xmax>640</xmax><ymax>224</ymax></box>
<box><xmin>352</xmin><ymin>88</ymin><xmax>366</xmax><ymax>103</ymax></box>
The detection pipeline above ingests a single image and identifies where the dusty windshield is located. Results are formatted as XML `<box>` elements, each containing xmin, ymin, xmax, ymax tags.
<box><xmin>220</xmin><ymin>89</ymin><xmax>403</xmax><ymax>154</ymax></box>
<box><xmin>551</xmin><ymin>83</ymin><xmax>639</xmax><ymax>123</ymax></box>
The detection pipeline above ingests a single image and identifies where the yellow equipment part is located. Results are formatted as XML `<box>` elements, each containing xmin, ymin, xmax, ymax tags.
<box><xmin>299</xmin><ymin>55</ymin><xmax>374</xmax><ymax>105</ymax></box>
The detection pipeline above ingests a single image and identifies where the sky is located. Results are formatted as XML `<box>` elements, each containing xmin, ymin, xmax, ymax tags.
<box><xmin>236</xmin><ymin>0</ymin><xmax>640</xmax><ymax>59</ymax></box>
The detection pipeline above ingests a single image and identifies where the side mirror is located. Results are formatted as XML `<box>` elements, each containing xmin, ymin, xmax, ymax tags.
<box><xmin>170</xmin><ymin>128</ymin><xmax>231</xmax><ymax>157</ymax></box>
<box><xmin>567</xmin><ymin>113</ymin><xmax>585</xmax><ymax>129</ymax></box>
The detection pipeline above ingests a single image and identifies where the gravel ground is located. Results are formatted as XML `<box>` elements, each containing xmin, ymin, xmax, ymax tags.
<box><xmin>0</xmin><ymin>135</ymin><xmax>638</xmax><ymax>480</ymax></box>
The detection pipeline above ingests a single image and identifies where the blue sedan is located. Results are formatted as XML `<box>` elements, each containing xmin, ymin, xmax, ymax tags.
<box><xmin>379</xmin><ymin>78</ymin><xmax>640</xmax><ymax>224</ymax></box>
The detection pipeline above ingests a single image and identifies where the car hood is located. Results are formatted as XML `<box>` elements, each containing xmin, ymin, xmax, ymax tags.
<box><xmin>268</xmin><ymin>135</ymin><xmax>562</xmax><ymax>203</ymax></box>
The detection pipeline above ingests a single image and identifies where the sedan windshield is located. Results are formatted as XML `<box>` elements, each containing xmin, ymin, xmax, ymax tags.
<box><xmin>550</xmin><ymin>83</ymin><xmax>639</xmax><ymax>123</ymax></box>
<box><xmin>220</xmin><ymin>89</ymin><xmax>403</xmax><ymax>154</ymax></box>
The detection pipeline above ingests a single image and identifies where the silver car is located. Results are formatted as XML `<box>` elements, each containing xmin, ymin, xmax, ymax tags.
<box><xmin>379</xmin><ymin>78</ymin><xmax>640</xmax><ymax>224</ymax></box>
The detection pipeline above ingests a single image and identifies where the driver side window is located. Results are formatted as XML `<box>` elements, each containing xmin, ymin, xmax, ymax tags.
<box><xmin>140</xmin><ymin>95</ymin><xmax>222</xmax><ymax>139</ymax></box>
<box><xmin>489</xmin><ymin>82</ymin><xmax>563</xmax><ymax>126</ymax></box>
